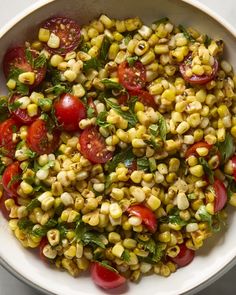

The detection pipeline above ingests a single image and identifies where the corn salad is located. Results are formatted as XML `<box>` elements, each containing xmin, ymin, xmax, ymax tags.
<box><xmin>0</xmin><ymin>14</ymin><xmax>236</xmax><ymax>289</ymax></box>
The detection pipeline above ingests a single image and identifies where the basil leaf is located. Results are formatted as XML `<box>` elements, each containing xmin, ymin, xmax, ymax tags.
<box><xmin>105</xmin><ymin>98</ymin><xmax>138</xmax><ymax>127</ymax></box>
<box><xmin>26</xmin><ymin>199</ymin><xmax>41</xmax><ymax>212</ymax></box>
<box><xmin>153</xmin><ymin>17</ymin><xmax>169</xmax><ymax>26</ymax></box>
<box><xmin>137</xmin><ymin>157</ymin><xmax>149</xmax><ymax>171</ymax></box>
<box><xmin>82</xmin><ymin>232</ymin><xmax>106</xmax><ymax>249</ymax></box>
<box><xmin>83</xmin><ymin>57</ymin><xmax>101</xmax><ymax>72</ymax></box>
<box><xmin>199</xmin><ymin>157</ymin><xmax>214</xmax><ymax>184</ymax></box>
<box><xmin>107</xmin><ymin>147</ymin><xmax>134</xmax><ymax>173</ymax></box>
<box><xmin>178</xmin><ymin>25</ymin><xmax>195</xmax><ymax>42</ymax></box>
<box><xmin>34</xmin><ymin>54</ymin><xmax>47</xmax><ymax>68</ymax></box>
<box><xmin>127</xmin><ymin>56</ymin><xmax>138</xmax><ymax>66</ymax></box>
<box><xmin>216</xmin><ymin>133</ymin><xmax>235</xmax><ymax>164</ymax></box>
<box><xmin>96</xmin><ymin>111</ymin><xmax>111</xmax><ymax>128</ymax></box>
<box><xmin>99</xmin><ymin>36</ymin><xmax>111</xmax><ymax>63</ymax></box>
<box><xmin>101</xmin><ymin>79</ymin><xmax>123</xmax><ymax>90</ymax></box>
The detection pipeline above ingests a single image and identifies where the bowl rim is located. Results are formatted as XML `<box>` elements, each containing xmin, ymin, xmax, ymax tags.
<box><xmin>1</xmin><ymin>0</ymin><xmax>236</xmax><ymax>294</ymax></box>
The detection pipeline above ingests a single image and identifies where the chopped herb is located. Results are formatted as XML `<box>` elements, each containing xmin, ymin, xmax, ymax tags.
<box><xmin>107</xmin><ymin>147</ymin><xmax>134</xmax><ymax>173</ymax></box>
<box><xmin>83</xmin><ymin>57</ymin><xmax>101</xmax><ymax>72</ymax></box>
<box><xmin>225</xmin><ymin>174</ymin><xmax>236</xmax><ymax>199</ymax></box>
<box><xmin>96</xmin><ymin>111</ymin><xmax>111</xmax><ymax>128</ymax></box>
<box><xmin>199</xmin><ymin>157</ymin><xmax>214</xmax><ymax>184</ymax></box>
<box><xmin>99</xmin><ymin>36</ymin><xmax>112</xmax><ymax>63</ymax></box>
<box><xmin>38</xmin><ymin>98</ymin><xmax>53</xmax><ymax>111</ymax></box>
<box><xmin>80</xmin><ymin>42</ymin><xmax>91</xmax><ymax>53</ymax></box>
<box><xmin>48</xmin><ymin>67</ymin><xmax>61</xmax><ymax>85</ymax></box>
<box><xmin>8</xmin><ymin>67</ymin><xmax>24</xmax><ymax>80</ymax></box>
<box><xmin>87</xmin><ymin>106</ymin><xmax>96</xmax><ymax>118</ymax></box>
<box><xmin>0</xmin><ymin>97</ymin><xmax>9</xmax><ymax>122</ymax></box>
<box><xmin>197</xmin><ymin>205</ymin><xmax>214</xmax><ymax>230</ymax></box>
<box><xmin>158</xmin><ymin>116</ymin><xmax>167</xmax><ymax>141</ymax></box>
<box><xmin>101</xmin><ymin>79</ymin><xmax>123</xmax><ymax>90</ymax></box>
<box><xmin>127</xmin><ymin>95</ymin><xmax>138</xmax><ymax>112</ymax></box>
<box><xmin>26</xmin><ymin>198</ymin><xmax>41</xmax><ymax>212</ymax></box>
<box><xmin>45</xmin><ymin>84</ymin><xmax>70</xmax><ymax>96</ymax></box>
<box><xmin>25</xmin><ymin>48</ymin><xmax>34</xmax><ymax>67</ymax></box>
<box><xmin>16</xmin><ymin>83</ymin><xmax>29</xmax><ymax>96</ymax></box>
<box><xmin>216</xmin><ymin>133</ymin><xmax>234</xmax><ymax>164</ymax></box>
<box><xmin>99</xmin><ymin>261</ymin><xmax>118</xmax><ymax>273</ymax></box>
<box><xmin>204</xmin><ymin>35</ymin><xmax>212</xmax><ymax>47</ymax></box>
<box><xmin>137</xmin><ymin>157</ymin><xmax>149</xmax><ymax>171</ymax></box>
<box><xmin>149</xmin><ymin>124</ymin><xmax>159</xmax><ymax>137</ymax></box>
<box><xmin>127</xmin><ymin>56</ymin><xmax>138</xmax><ymax>66</ymax></box>
<box><xmin>139</xmin><ymin>238</ymin><xmax>165</xmax><ymax>263</ymax></box>
<box><xmin>121</xmin><ymin>250</ymin><xmax>130</xmax><ymax>262</ymax></box>
<box><xmin>32</xmin><ymin>218</ymin><xmax>58</xmax><ymax>237</ymax></box>
<box><xmin>18</xmin><ymin>218</ymin><xmax>34</xmax><ymax>231</ymax></box>
<box><xmin>105</xmin><ymin>98</ymin><xmax>138</xmax><ymax>128</ymax></box>
<box><xmin>41</xmin><ymin>160</ymin><xmax>55</xmax><ymax>170</ymax></box>
<box><xmin>7</xmin><ymin>174</ymin><xmax>21</xmax><ymax>188</ymax></box>
<box><xmin>57</xmin><ymin>223</ymin><xmax>68</xmax><ymax>239</ymax></box>
<box><xmin>149</xmin><ymin>157</ymin><xmax>156</xmax><ymax>172</ymax></box>
<box><xmin>178</xmin><ymin>25</ymin><xmax>195</xmax><ymax>42</ymax></box>
<box><xmin>159</xmin><ymin>207</ymin><xmax>188</xmax><ymax>226</ymax></box>
<box><xmin>153</xmin><ymin>17</ymin><xmax>169</xmax><ymax>26</ymax></box>
<box><xmin>34</xmin><ymin>54</ymin><xmax>47</xmax><ymax>68</ymax></box>
<box><xmin>82</xmin><ymin>232</ymin><xmax>106</xmax><ymax>249</ymax></box>
<box><xmin>11</xmin><ymin>124</ymin><xmax>18</xmax><ymax>133</ymax></box>
<box><xmin>124</xmin><ymin>34</ymin><xmax>132</xmax><ymax>46</ymax></box>
<box><xmin>8</xmin><ymin>100</ymin><xmax>22</xmax><ymax>111</ymax></box>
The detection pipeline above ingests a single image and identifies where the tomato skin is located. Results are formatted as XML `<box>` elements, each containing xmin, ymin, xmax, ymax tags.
<box><xmin>185</xmin><ymin>141</ymin><xmax>212</xmax><ymax>159</ymax></box>
<box><xmin>127</xmin><ymin>205</ymin><xmax>157</xmax><ymax>233</ymax></box>
<box><xmin>26</xmin><ymin>119</ymin><xmax>60</xmax><ymax>155</ymax></box>
<box><xmin>180</xmin><ymin>55</ymin><xmax>218</xmax><ymax>85</ymax></box>
<box><xmin>3</xmin><ymin>46</ymin><xmax>46</xmax><ymax>88</ymax></box>
<box><xmin>42</xmin><ymin>16</ymin><xmax>81</xmax><ymax>56</ymax></box>
<box><xmin>171</xmin><ymin>244</ymin><xmax>195</xmax><ymax>267</ymax></box>
<box><xmin>54</xmin><ymin>93</ymin><xmax>86</xmax><ymax>131</ymax></box>
<box><xmin>2</xmin><ymin>162</ymin><xmax>21</xmax><ymax>197</ymax></box>
<box><xmin>90</xmin><ymin>262</ymin><xmax>126</xmax><ymax>289</ymax></box>
<box><xmin>118</xmin><ymin>61</ymin><xmax>146</xmax><ymax>91</ymax></box>
<box><xmin>79</xmin><ymin>127</ymin><xmax>113</xmax><ymax>164</ymax></box>
<box><xmin>213</xmin><ymin>179</ymin><xmax>227</xmax><ymax>213</ymax></box>
<box><xmin>131</xmin><ymin>90</ymin><xmax>157</xmax><ymax>109</ymax></box>
<box><xmin>0</xmin><ymin>118</ymin><xmax>20</xmax><ymax>158</ymax></box>
<box><xmin>231</xmin><ymin>156</ymin><xmax>236</xmax><ymax>181</ymax></box>
<box><xmin>9</xmin><ymin>94</ymin><xmax>39</xmax><ymax>125</ymax></box>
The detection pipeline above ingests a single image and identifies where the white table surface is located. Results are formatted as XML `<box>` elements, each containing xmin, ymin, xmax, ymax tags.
<box><xmin>0</xmin><ymin>0</ymin><xmax>236</xmax><ymax>294</ymax></box>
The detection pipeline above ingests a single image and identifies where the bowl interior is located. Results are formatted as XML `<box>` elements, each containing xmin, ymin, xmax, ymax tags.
<box><xmin>0</xmin><ymin>0</ymin><xmax>236</xmax><ymax>294</ymax></box>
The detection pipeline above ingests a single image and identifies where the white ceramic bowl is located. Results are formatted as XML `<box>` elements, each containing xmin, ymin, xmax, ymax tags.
<box><xmin>1</xmin><ymin>0</ymin><xmax>236</xmax><ymax>294</ymax></box>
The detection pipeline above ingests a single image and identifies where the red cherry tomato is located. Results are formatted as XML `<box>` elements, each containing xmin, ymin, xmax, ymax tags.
<box><xmin>42</xmin><ymin>16</ymin><xmax>81</xmax><ymax>56</ymax></box>
<box><xmin>131</xmin><ymin>90</ymin><xmax>157</xmax><ymax>109</ymax></box>
<box><xmin>90</xmin><ymin>262</ymin><xmax>126</xmax><ymax>290</ymax></box>
<box><xmin>2</xmin><ymin>162</ymin><xmax>21</xmax><ymax>197</ymax></box>
<box><xmin>213</xmin><ymin>179</ymin><xmax>227</xmax><ymax>213</ymax></box>
<box><xmin>0</xmin><ymin>118</ymin><xmax>20</xmax><ymax>158</ymax></box>
<box><xmin>79</xmin><ymin>127</ymin><xmax>113</xmax><ymax>164</ymax></box>
<box><xmin>185</xmin><ymin>141</ymin><xmax>212</xmax><ymax>159</ymax></box>
<box><xmin>125</xmin><ymin>159</ymin><xmax>137</xmax><ymax>174</ymax></box>
<box><xmin>231</xmin><ymin>155</ymin><xmax>236</xmax><ymax>181</ymax></box>
<box><xmin>117</xmin><ymin>93</ymin><xmax>129</xmax><ymax>105</ymax></box>
<box><xmin>118</xmin><ymin>61</ymin><xmax>146</xmax><ymax>91</ymax></box>
<box><xmin>180</xmin><ymin>54</ymin><xmax>218</xmax><ymax>85</ymax></box>
<box><xmin>26</xmin><ymin>119</ymin><xmax>60</xmax><ymax>155</ymax></box>
<box><xmin>3</xmin><ymin>46</ymin><xmax>46</xmax><ymax>88</ymax></box>
<box><xmin>171</xmin><ymin>243</ymin><xmax>195</xmax><ymax>267</ymax></box>
<box><xmin>127</xmin><ymin>205</ymin><xmax>157</xmax><ymax>233</ymax></box>
<box><xmin>9</xmin><ymin>94</ymin><xmax>39</xmax><ymax>125</ymax></box>
<box><xmin>54</xmin><ymin>93</ymin><xmax>86</xmax><ymax>131</ymax></box>
<box><xmin>0</xmin><ymin>191</ymin><xmax>12</xmax><ymax>220</ymax></box>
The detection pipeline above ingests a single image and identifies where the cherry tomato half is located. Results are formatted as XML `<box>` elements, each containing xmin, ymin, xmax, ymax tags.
<box><xmin>213</xmin><ymin>179</ymin><xmax>227</xmax><ymax>213</ymax></box>
<box><xmin>185</xmin><ymin>141</ymin><xmax>212</xmax><ymax>159</ymax></box>
<box><xmin>79</xmin><ymin>127</ymin><xmax>113</xmax><ymax>164</ymax></box>
<box><xmin>0</xmin><ymin>118</ymin><xmax>20</xmax><ymax>158</ymax></box>
<box><xmin>42</xmin><ymin>16</ymin><xmax>81</xmax><ymax>56</ymax></box>
<box><xmin>2</xmin><ymin>161</ymin><xmax>21</xmax><ymax>197</ymax></box>
<box><xmin>90</xmin><ymin>262</ymin><xmax>126</xmax><ymax>290</ymax></box>
<box><xmin>54</xmin><ymin>93</ymin><xmax>86</xmax><ymax>131</ymax></box>
<box><xmin>0</xmin><ymin>191</ymin><xmax>12</xmax><ymax>220</ymax></box>
<box><xmin>118</xmin><ymin>61</ymin><xmax>146</xmax><ymax>91</ymax></box>
<box><xmin>3</xmin><ymin>46</ymin><xmax>46</xmax><ymax>88</ymax></box>
<box><xmin>180</xmin><ymin>54</ymin><xmax>218</xmax><ymax>85</ymax></box>
<box><xmin>26</xmin><ymin>119</ymin><xmax>60</xmax><ymax>155</ymax></box>
<box><xmin>231</xmin><ymin>155</ymin><xmax>236</xmax><ymax>181</ymax></box>
<box><xmin>9</xmin><ymin>94</ymin><xmax>39</xmax><ymax>125</ymax></box>
<box><xmin>127</xmin><ymin>204</ymin><xmax>157</xmax><ymax>233</ymax></box>
<box><xmin>171</xmin><ymin>243</ymin><xmax>195</xmax><ymax>267</ymax></box>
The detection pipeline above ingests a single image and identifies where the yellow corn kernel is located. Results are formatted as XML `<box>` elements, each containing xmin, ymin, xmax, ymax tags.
<box><xmin>18</xmin><ymin>72</ymin><xmax>35</xmax><ymax>85</ymax></box>
<box><xmin>38</xmin><ymin>28</ymin><xmax>50</xmax><ymax>42</ymax></box>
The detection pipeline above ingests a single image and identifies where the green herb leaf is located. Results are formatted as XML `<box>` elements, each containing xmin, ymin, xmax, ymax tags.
<box><xmin>121</xmin><ymin>249</ymin><xmax>130</xmax><ymax>262</ymax></box>
<box><xmin>26</xmin><ymin>199</ymin><xmax>41</xmax><ymax>212</ymax></box>
<box><xmin>8</xmin><ymin>100</ymin><xmax>22</xmax><ymax>111</ymax></box>
<box><xmin>178</xmin><ymin>25</ymin><xmax>195</xmax><ymax>42</ymax></box>
<box><xmin>107</xmin><ymin>147</ymin><xmax>134</xmax><ymax>173</ymax></box>
<box><xmin>101</xmin><ymin>79</ymin><xmax>123</xmax><ymax>90</ymax></box>
<box><xmin>99</xmin><ymin>261</ymin><xmax>118</xmax><ymax>273</ymax></box>
<box><xmin>153</xmin><ymin>17</ymin><xmax>169</xmax><ymax>26</ymax></box>
<box><xmin>0</xmin><ymin>97</ymin><xmax>10</xmax><ymax>122</ymax></box>
<box><xmin>158</xmin><ymin>116</ymin><xmax>167</xmax><ymax>141</ymax></box>
<box><xmin>124</xmin><ymin>34</ymin><xmax>132</xmax><ymax>46</ymax></box>
<box><xmin>34</xmin><ymin>54</ymin><xmax>47</xmax><ymax>68</ymax></box>
<box><xmin>82</xmin><ymin>232</ymin><xmax>106</xmax><ymax>249</ymax></box>
<box><xmin>25</xmin><ymin>48</ymin><xmax>34</xmax><ymax>67</ymax></box>
<box><xmin>7</xmin><ymin>174</ymin><xmax>21</xmax><ymax>188</ymax></box>
<box><xmin>83</xmin><ymin>57</ymin><xmax>101</xmax><ymax>72</ymax></box>
<box><xmin>127</xmin><ymin>95</ymin><xmax>138</xmax><ymax>112</ymax></box>
<box><xmin>32</xmin><ymin>218</ymin><xmax>58</xmax><ymax>237</ymax></box>
<box><xmin>38</xmin><ymin>98</ymin><xmax>52</xmax><ymax>111</ymax></box>
<box><xmin>139</xmin><ymin>239</ymin><xmax>165</xmax><ymax>263</ymax></box>
<box><xmin>99</xmin><ymin>36</ymin><xmax>112</xmax><ymax>63</ymax></box>
<box><xmin>96</xmin><ymin>111</ymin><xmax>111</xmax><ymax>128</ymax></box>
<box><xmin>87</xmin><ymin>106</ymin><xmax>96</xmax><ymax>118</ymax></box>
<box><xmin>204</xmin><ymin>35</ymin><xmax>212</xmax><ymax>47</ymax></box>
<box><xmin>199</xmin><ymin>157</ymin><xmax>214</xmax><ymax>184</ymax></box>
<box><xmin>225</xmin><ymin>174</ymin><xmax>236</xmax><ymax>198</ymax></box>
<box><xmin>105</xmin><ymin>98</ymin><xmax>138</xmax><ymax>128</ymax></box>
<box><xmin>80</xmin><ymin>42</ymin><xmax>91</xmax><ymax>53</ymax></box>
<box><xmin>137</xmin><ymin>157</ymin><xmax>149</xmax><ymax>171</ymax></box>
<box><xmin>149</xmin><ymin>124</ymin><xmax>159</xmax><ymax>137</ymax></box>
<box><xmin>8</xmin><ymin>67</ymin><xmax>30</xmax><ymax>95</ymax></box>
<box><xmin>18</xmin><ymin>218</ymin><xmax>34</xmax><ymax>231</ymax></box>
<box><xmin>216</xmin><ymin>133</ymin><xmax>235</xmax><ymax>164</ymax></box>
<box><xmin>57</xmin><ymin>223</ymin><xmax>68</xmax><ymax>239</ymax></box>
<box><xmin>127</xmin><ymin>56</ymin><xmax>138</xmax><ymax>67</ymax></box>
<box><xmin>197</xmin><ymin>205</ymin><xmax>213</xmax><ymax>229</ymax></box>
<box><xmin>45</xmin><ymin>84</ymin><xmax>70</xmax><ymax>96</ymax></box>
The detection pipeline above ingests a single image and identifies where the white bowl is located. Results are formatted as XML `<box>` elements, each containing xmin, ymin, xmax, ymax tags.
<box><xmin>1</xmin><ymin>0</ymin><xmax>236</xmax><ymax>294</ymax></box>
